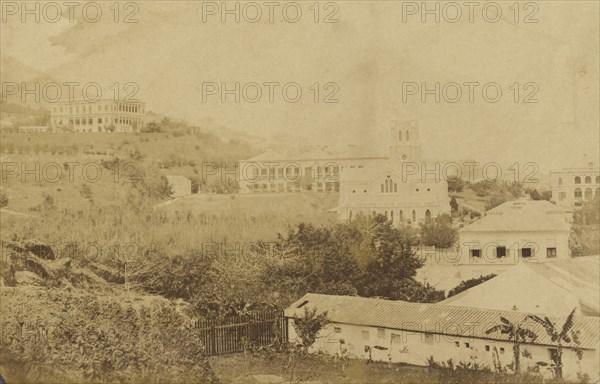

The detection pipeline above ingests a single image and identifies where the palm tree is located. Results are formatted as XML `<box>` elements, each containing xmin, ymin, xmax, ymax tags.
<box><xmin>486</xmin><ymin>317</ymin><xmax>538</xmax><ymax>374</ymax></box>
<box><xmin>526</xmin><ymin>308</ymin><xmax>577</xmax><ymax>379</ymax></box>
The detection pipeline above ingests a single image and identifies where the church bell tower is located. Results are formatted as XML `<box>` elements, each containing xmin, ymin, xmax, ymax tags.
<box><xmin>389</xmin><ymin>120</ymin><xmax>422</xmax><ymax>162</ymax></box>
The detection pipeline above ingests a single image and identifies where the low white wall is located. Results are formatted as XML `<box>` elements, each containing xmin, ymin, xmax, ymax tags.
<box><xmin>288</xmin><ymin>321</ymin><xmax>599</xmax><ymax>381</ymax></box>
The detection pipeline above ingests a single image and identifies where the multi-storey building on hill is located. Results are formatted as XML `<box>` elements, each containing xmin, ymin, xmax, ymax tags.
<box><xmin>50</xmin><ymin>99</ymin><xmax>146</xmax><ymax>133</ymax></box>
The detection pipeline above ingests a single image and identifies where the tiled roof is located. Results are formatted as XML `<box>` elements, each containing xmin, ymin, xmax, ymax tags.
<box><xmin>458</xmin><ymin>200</ymin><xmax>571</xmax><ymax>232</ymax></box>
<box><xmin>243</xmin><ymin>146</ymin><xmax>386</xmax><ymax>162</ymax></box>
<box><xmin>285</xmin><ymin>293</ymin><xmax>600</xmax><ymax>350</ymax></box>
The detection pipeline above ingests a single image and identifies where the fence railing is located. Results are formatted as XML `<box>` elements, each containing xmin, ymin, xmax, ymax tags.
<box><xmin>193</xmin><ymin>309</ymin><xmax>288</xmax><ymax>356</ymax></box>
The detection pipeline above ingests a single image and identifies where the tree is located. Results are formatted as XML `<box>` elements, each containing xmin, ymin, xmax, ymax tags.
<box><xmin>359</xmin><ymin>215</ymin><xmax>424</xmax><ymax>299</ymax></box>
<box><xmin>526</xmin><ymin>308</ymin><xmax>577</xmax><ymax>379</ymax></box>
<box><xmin>486</xmin><ymin>317</ymin><xmax>537</xmax><ymax>374</ymax></box>
<box><xmin>419</xmin><ymin>214</ymin><xmax>457</xmax><ymax>248</ymax></box>
<box><xmin>574</xmin><ymin>195</ymin><xmax>600</xmax><ymax>225</ymax></box>
<box><xmin>450</xmin><ymin>197</ymin><xmax>459</xmax><ymax>213</ymax></box>
<box><xmin>292</xmin><ymin>306</ymin><xmax>330</xmax><ymax>352</ymax></box>
<box><xmin>530</xmin><ymin>189</ymin><xmax>542</xmax><ymax>200</ymax></box>
<box><xmin>447</xmin><ymin>176</ymin><xmax>464</xmax><ymax>193</ymax></box>
<box><xmin>141</xmin><ymin>121</ymin><xmax>161</xmax><ymax>133</ymax></box>
<box><xmin>470</xmin><ymin>180</ymin><xmax>495</xmax><ymax>197</ymax></box>
<box><xmin>447</xmin><ymin>274</ymin><xmax>497</xmax><ymax>298</ymax></box>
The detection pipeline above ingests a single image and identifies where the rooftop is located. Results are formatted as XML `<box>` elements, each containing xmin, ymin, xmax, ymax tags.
<box><xmin>285</xmin><ymin>293</ymin><xmax>600</xmax><ymax>349</ymax></box>
<box><xmin>458</xmin><ymin>200</ymin><xmax>571</xmax><ymax>233</ymax></box>
<box><xmin>440</xmin><ymin>256</ymin><xmax>600</xmax><ymax>316</ymax></box>
<box><xmin>243</xmin><ymin>146</ymin><xmax>386</xmax><ymax>163</ymax></box>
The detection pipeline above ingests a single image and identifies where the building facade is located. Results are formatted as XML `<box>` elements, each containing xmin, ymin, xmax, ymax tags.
<box><xmin>238</xmin><ymin>148</ymin><xmax>387</xmax><ymax>194</ymax></box>
<box><xmin>285</xmin><ymin>294</ymin><xmax>600</xmax><ymax>382</ymax></box>
<box><xmin>337</xmin><ymin>120</ymin><xmax>451</xmax><ymax>226</ymax></box>
<box><xmin>551</xmin><ymin>156</ymin><xmax>600</xmax><ymax>207</ymax></box>
<box><xmin>457</xmin><ymin>200</ymin><xmax>572</xmax><ymax>265</ymax></box>
<box><xmin>50</xmin><ymin>99</ymin><xmax>146</xmax><ymax>133</ymax></box>
<box><xmin>18</xmin><ymin>125</ymin><xmax>49</xmax><ymax>133</ymax></box>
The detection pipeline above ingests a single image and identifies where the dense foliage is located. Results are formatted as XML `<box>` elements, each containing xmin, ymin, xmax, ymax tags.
<box><xmin>419</xmin><ymin>214</ymin><xmax>458</xmax><ymax>248</ymax></box>
<box><xmin>1</xmin><ymin>289</ymin><xmax>218</xmax><ymax>384</ymax></box>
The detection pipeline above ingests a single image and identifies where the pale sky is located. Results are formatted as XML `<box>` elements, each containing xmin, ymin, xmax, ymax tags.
<box><xmin>1</xmin><ymin>1</ymin><xmax>598</xmax><ymax>170</ymax></box>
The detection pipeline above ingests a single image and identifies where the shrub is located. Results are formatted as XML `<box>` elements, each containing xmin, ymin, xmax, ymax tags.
<box><xmin>0</xmin><ymin>192</ymin><xmax>8</xmax><ymax>208</ymax></box>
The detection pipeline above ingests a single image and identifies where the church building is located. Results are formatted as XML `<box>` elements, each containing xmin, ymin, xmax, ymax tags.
<box><xmin>337</xmin><ymin>120</ymin><xmax>451</xmax><ymax>226</ymax></box>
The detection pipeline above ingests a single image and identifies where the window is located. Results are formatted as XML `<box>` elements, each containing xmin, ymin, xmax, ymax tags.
<box><xmin>575</xmin><ymin>188</ymin><xmax>582</xmax><ymax>198</ymax></box>
<box><xmin>575</xmin><ymin>176</ymin><xmax>581</xmax><ymax>184</ymax></box>
<box><xmin>585</xmin><ymin>176</ymin><xmax>592</xmax><ymax>184</ymax></box>
<box><xmin>398</xmin><ymin>131</ymin><xmax>402</xmax><ymax>141</ymax></box>
<box><xmin>471</xmin><ymin>249</ymin><xmax>481</xmax><ymax>258</ymax></box>
<box><xmin>549</xmin><ymin>348</ymin><xmax>558</xmax><ymax>365</ymax></box>
<box><xmin>455</xmin><ymin>341</ymin><xmax>460</xmax><ymax>347</ymax></box>
<box><xmin>585</xmin><ymin>188</ymin><xmax>593</xmax><ymax>199</ymax></box>
<box><xmin>499</xmin><ymin>347</ymin><xmax>505</xmax><ymax>354</ymax></box>
<box><xmin>521</xmin><ymin>248</ymin><xmax>532</xmax><ymax>258</ymax></box>
<box><xmin>558</xmin><ymin>177</ymin><xmax>563</xmax><ymax>185</ymax></box>
<box><xmin>547</xmin><ymin>248</ymin><xmax>557</xmax><ymax>258</ymax></box>
<box><xmin>412</xmin><ymin>210</ymin><xmax>416</xmax><ymax>222</ymax></box>
<box><xmin>464</xmin><ymin>342</ymin><xmax>470</xmax><ymax>348</ymax></box>
<box><xmin>496</xmin><ymin>246</ymin><xmax>506</xmax><ymax>258</ymax></box>
<box><xmin>424</xmin><ymin>334</ymin><xmax>434</xmax><ymax>345</ymax></box>
<box><xmin>333</xmin><ymin>327</ymin><xmax>342</xmax><ymax>334</ymax></box>
<box><xmin>362</xmin><ymin>330</ymin><xmax>369</xmax><ymax>340</ymax></box>
<box><xmin>485</xmin><ymin>345</ymin><xmax>490</xmax><ymax>352</ymax></box>
<box><xmin>559</xmin><ymin>192</ymin><xmax>566</xmax><ymax>201</ymax></box>
<box><xmin>406</xmin><ymin>130</ymin><xmax>410</xmax><ymax>141</ymax></box>
<box><xmin>391</xmin><ymin>333</ymin><xmax>402</xmax><ymax>344</ymax></box>
<box><xmin>377</xmin><ymin>328</ymin><xmax>385</xmax><ymax>339</ymax></box>
<box><xmin>596</xmin><ymin>176</ymin><xmax>600</xmax><ymax>184</ymax></box>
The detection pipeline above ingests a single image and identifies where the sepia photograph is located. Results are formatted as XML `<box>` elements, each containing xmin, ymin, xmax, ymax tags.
<box><xmin>0</xmin><ymin>1</ymin><xmax>599</xmax><ymax>383</ymax></box>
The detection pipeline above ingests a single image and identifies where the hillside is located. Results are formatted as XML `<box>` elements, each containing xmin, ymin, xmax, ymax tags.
<box><xmin>0</xmin><ymin>239</ymin><xmax>218</xmax><ymax>384</ymax></box>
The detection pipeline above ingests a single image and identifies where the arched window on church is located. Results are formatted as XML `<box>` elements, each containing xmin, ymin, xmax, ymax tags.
<box><xmin>385</xmin><ymin>179</ymin><xmax>389</xmax><ymax>193</ymax></box>
<box><xmin>349</xmin><ymin>211</ymin><xmax>352</xmax><ymax>221</ymax></box>
<box><xmin>412</xmin><ymin>210</ymin><xmax>416</xmax><ymax>222</ymax></box>
<box><xmin>381</xmin><ymin>184</ymin><xmax>384</xmax><ymax>193</ymax></box>
<box><xmin>394</xmin><ymin>183</ymin><xmax>398</xmax><ymax>192</ymax></box>
<box><xmin>406</xmin><ymin>130</ymin><xmax>410</xmax><ymax>141</ymax></box>
<box><xmin>399</xmin><ymin>210</ymin><xmax>403</xmax><ymax>223</ymax></box>
<box><xmin>391</xmin><ymin>211</ymin><xmax>394</xmax><ymax>223</ymax></box>
<box><xmin>399</xmin><ymin>131</ymin><xmax>402</xmax><ymax>141</ymax></box>
<box><xmin>425</xmin><ymin>209</ymin><xmax>431</xmax><ymax>220</ymax></box>
<box><xmin>385</xmin><ymin>210</ymin><xmax>388</xmax><ymax>219</ymax></box>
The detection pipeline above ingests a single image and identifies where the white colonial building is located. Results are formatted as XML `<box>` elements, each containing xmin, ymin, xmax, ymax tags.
<box><xmin>337</xmin><ymin>120</ymin><xmax>451</xmax><ymax>226</ymax></box>
<box><xmin>285</xmin><ymin>293</ymin><xmax>600</xmax><ymax>382</ymax></box>
<box><xmin>551</xmin><ymin>155</ymin><xmax>600</xmax><ymax>207</ymax></box>
<box><xmin>457</xmin><ymin>200</ymin><xmax>572</xmax><ymax>265</ymax></box>
<box><xmin>238</xmin><ymin>146</ymin><xmax>387</xmax><ymax>194</ymax></box>
<box><xmin>50</xmin><ymin>99</ymin><xmax>146</xmax><ymax>133</ymax></box>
